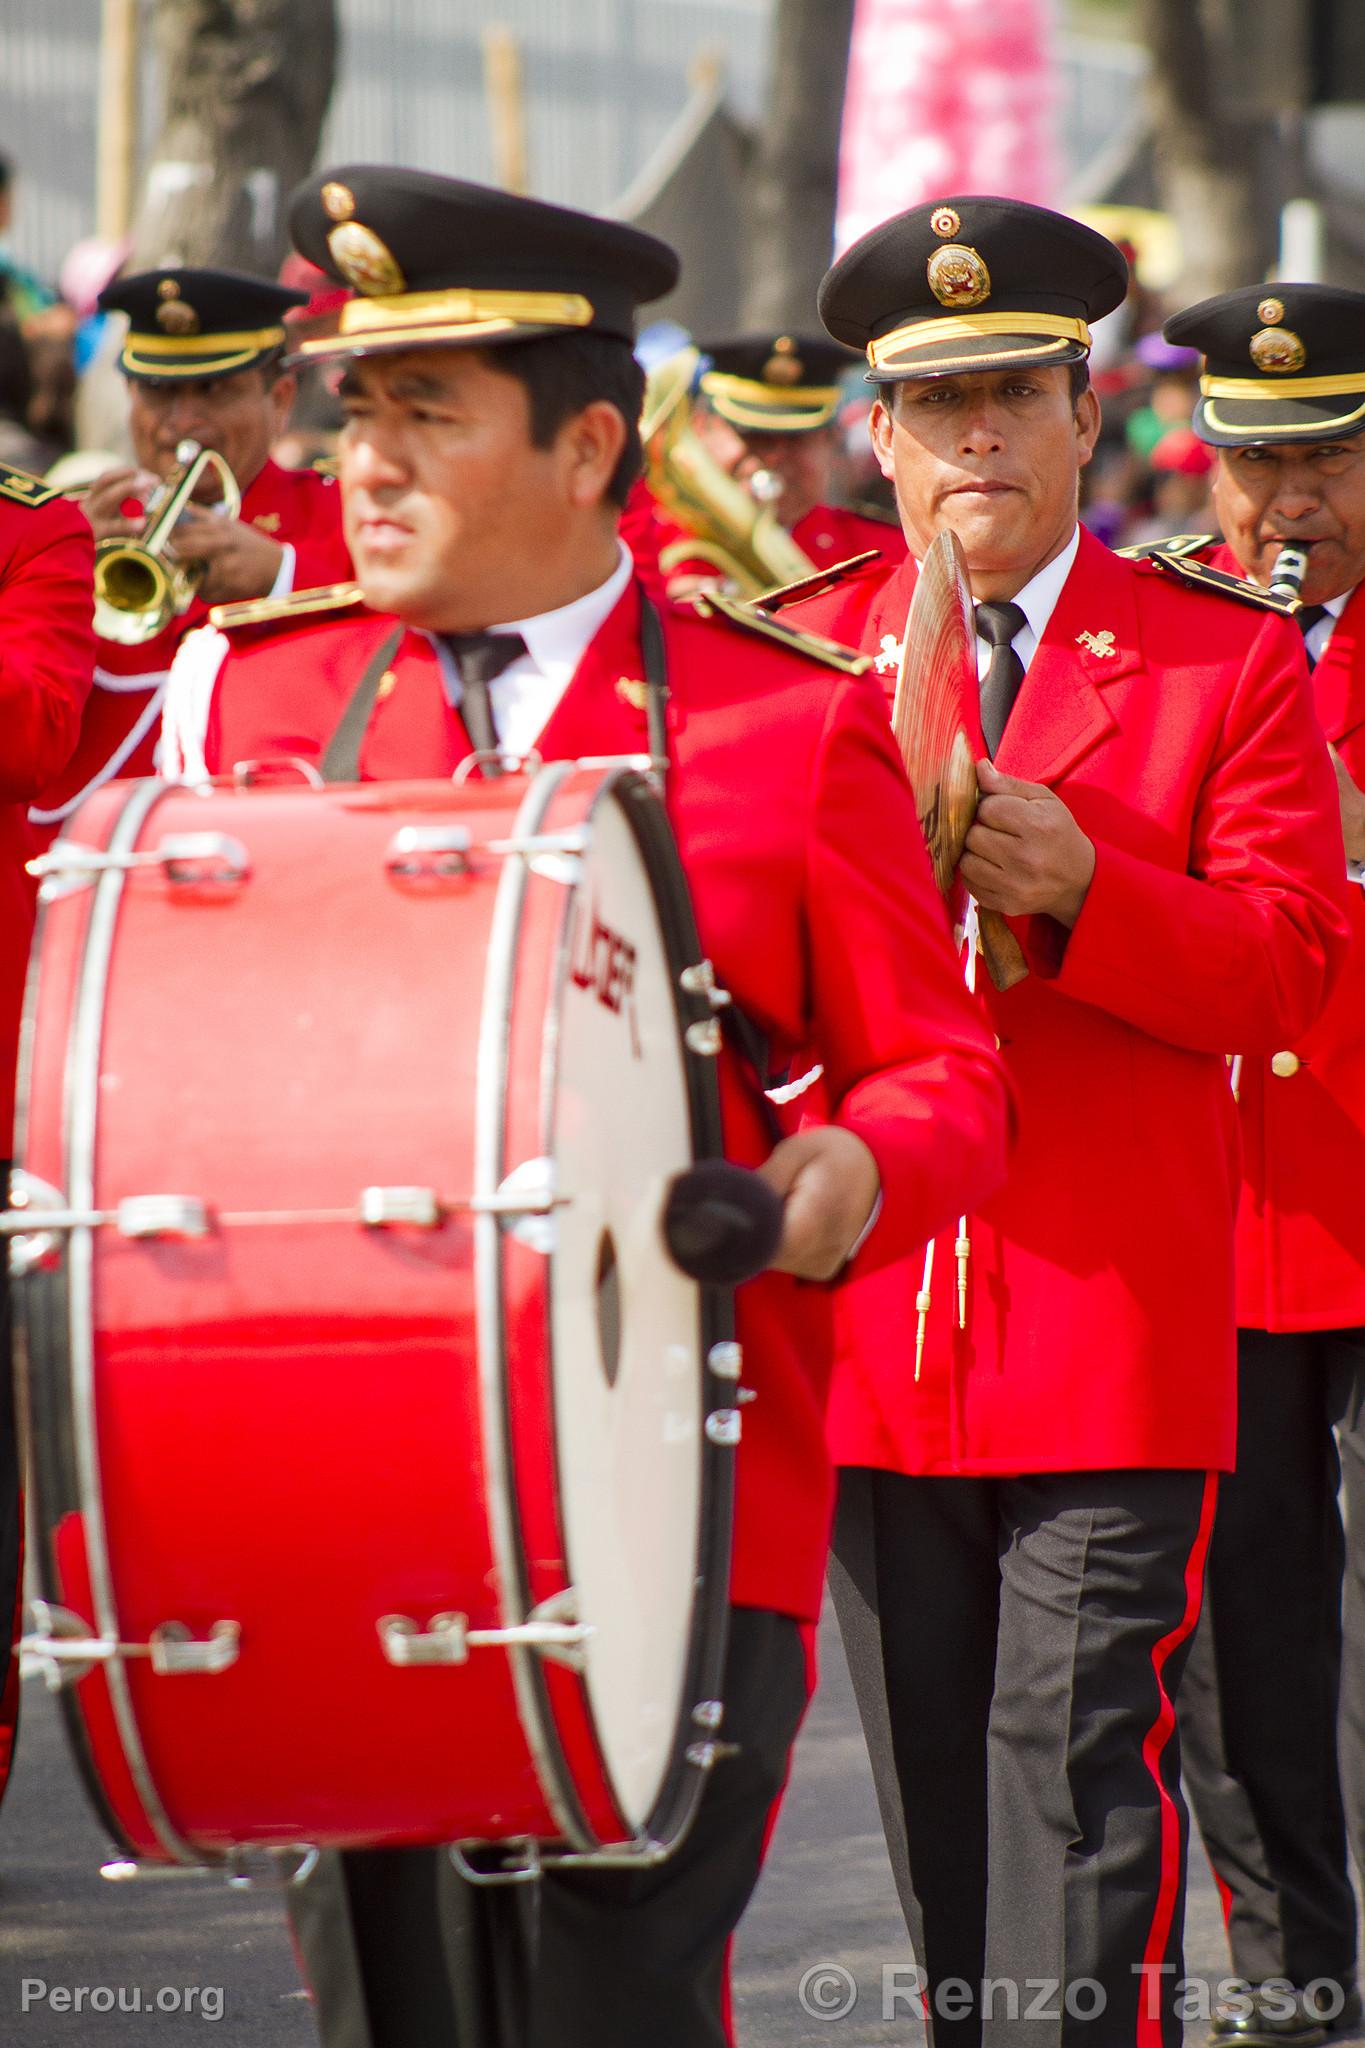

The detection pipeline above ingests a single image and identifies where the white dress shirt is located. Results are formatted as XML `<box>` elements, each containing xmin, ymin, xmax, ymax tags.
<box><xmin>973</xmin><ymin>524</ymin><xmax>1081</xmax><ymax>683</ymax></box>
<box><xmin>1304</xmin><ymin>588</ymin><xmax>1349</xmax><ymax>670</ymax></box>
<box><xmin>431</xmin><ymin>539</ymin><xmax>635</xmax><ymax>761</ymax></box>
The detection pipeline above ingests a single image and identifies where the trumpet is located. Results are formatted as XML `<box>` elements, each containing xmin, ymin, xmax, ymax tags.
<box><xmin>93</xmin><ymin>439</ymin><xmax>241</xmax><ymax>646</ymax></box>
<box><xmin>641</xmin><ymin>348</ymin><xmax>816</xmax><ymax>598</ymax></box>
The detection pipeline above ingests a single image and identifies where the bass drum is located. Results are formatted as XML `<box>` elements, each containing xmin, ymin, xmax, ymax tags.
<box><xmin>11</xmin><ymin>762</ymin><xmax>735</xmax><ymax>1870</ymax></box>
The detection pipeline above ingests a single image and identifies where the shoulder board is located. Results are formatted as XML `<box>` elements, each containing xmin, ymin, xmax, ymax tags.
<box><xmin>0</xmin><ymin>461</ymin><xmax>61</xmax><ymax>508</ymax></box>
<box><xmin>846</xmin><ymin>499</ymin><xmax>902</xmax><ymax>528</ymax></box>
<box><xmin>692</xmin><ymin>590</ymin><xmax>873</xmax><ymax>674</ymax></box>
<box><xmin>1137</xmin><ymin>550</ymin><xmax>1298</xmax><ymax>616</ymax></box>
<box><xmin>753</xmin><ymin>551</ymin><xmax>881</xmax><ymax>615</ymax></box>
<box><xmin>310</xmin><ymin>455</ymin><xmax>339</xmax><ymax>479</ymax></box>
<box><xmin>209</xmin><ymin>580</ymin><xmax>365</xmax><ymax>630</ymax></box>
<box><xmin>1116</xmin><ymin>532</ymin><xmax>1215</xmax><ymax>562</ymax></box>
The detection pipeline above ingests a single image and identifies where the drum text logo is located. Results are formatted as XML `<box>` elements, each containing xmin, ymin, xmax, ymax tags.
<box><xmin>570</xmin><ymin>900</ymin><xmax>641</xmax><ymax>1058</ymax></box>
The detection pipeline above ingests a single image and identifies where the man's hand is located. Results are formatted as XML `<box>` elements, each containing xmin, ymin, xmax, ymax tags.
<box><xmin>1331</xmin><ymin>745</ymin><xmax>1365</xmax><ymax>868</ymax></box>
<box><xmin>961</xmin><ymin>759</ymin><xmax>1096</xmax><ymax>928</ymax></box>
<box><xmin>756</xmin><ymin>1126</ymin><xmax>880</xmax><ymax>1282</ymax></box>
<box><xmin>167</xmin><ymin>506</ymin><xmax>286</xmax><ymax>605</ymax></box>
<box><xmin>80</xmin><ymin>465</ymin><xmax>161</xmax><ymax>544</ymax></box>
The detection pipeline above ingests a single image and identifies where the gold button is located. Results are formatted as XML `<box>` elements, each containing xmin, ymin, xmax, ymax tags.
<box><xmin>1271</xmin><ymin>1051</ymin><xmax>1301</xmax><ymax>1079</ymax></box>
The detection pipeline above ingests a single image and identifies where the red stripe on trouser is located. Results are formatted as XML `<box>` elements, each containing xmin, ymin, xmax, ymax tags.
<box><xmin>0</xmin><ymin>1491</ymin><xmax>24</xmax><ymax>1810</ymax></box>
<box><xmin>719</xmin><ymin>1618</ymin><xmax>819</xmax><ymax>2046</ymax></box>
<box><xmin>1136</xmin><ymin>1471</ymin><xmax>1218</xmax><ymax>2048</ymax></box>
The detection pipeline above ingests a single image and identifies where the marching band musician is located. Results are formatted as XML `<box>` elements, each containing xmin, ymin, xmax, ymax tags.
<box><xmin>692</xmin><ymin>333</ymin><xmax>907</xmax><ymax>567</ymax></box>
<box><xmin>771</xmin><ymin>197</ymin><xmax>1351</xmax><ymax>2048</ymax></box>
<box><xmin>0</xmin><ymin>466</ymin><xmax>95</xmax><ymax>1817</ymax></box>
<box><xmin>160</xmin><ymin>166</ymin><xmax>1012</xmax><ymax>2048</ymax></box>
<box><xmin>1152</xmin><ymin>283</ymin><xmax>1365</xmax><ymax>2048</ymax></box>
<box><xmin>28</xmin><ymin>268</ymin><xmax>351</xmax><ymax>844</ymax></box>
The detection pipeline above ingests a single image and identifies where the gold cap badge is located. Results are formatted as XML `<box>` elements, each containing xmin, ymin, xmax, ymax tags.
<box><xmin>927</xmin><ymin>244</ymin><xmax>991</xmax><ymax>311</ymax></box>
<box><xmin>154</xmin><ymin>277</ymin><xmax>199</xmax><ymax>335</ymax></box>
<box><xmin>327</xmin><ymin>221</ymin><xmax>407</xmax><ymax>297</ymax></box>
<box><xmin>322</xmin><ymin>182</ymin><xmax>356</xmax><ymax>223</ymax></box>
<box><xmin>763</xmin><ymin>336</ymin><xmax>804</xmax><ymax>385</ymax></box>
<box><xmin>931</xmin><ymin>207</ymin><xmax>962</xmax><ymax>240</ymax></box>
<box><xmin>1250</xmin><ymin>325</ymin><xmax>1307</xmax><ymax>375</ymax></box>
<box><xmin>1258</xmin><ymin>296</ymin><xmax>1285</xmax><ymax>326</ymax></box>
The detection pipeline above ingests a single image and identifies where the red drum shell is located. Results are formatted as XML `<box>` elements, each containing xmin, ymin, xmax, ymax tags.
<box><xmin>14</xmin><ymin>767</ymin><xmax>731</xmax><ymax>1867</ymax></box>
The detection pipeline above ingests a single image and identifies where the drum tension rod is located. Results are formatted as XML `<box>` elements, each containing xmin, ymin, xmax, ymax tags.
<box><xmin>19</xmin><ymin>1602</ymin><xmax>240</xmax><ymax>1691</ymax></box>
<box><xmin>378</xmin><ymin>1592</ymin><xmax>592</xmax><ymax>1673</ymax></box>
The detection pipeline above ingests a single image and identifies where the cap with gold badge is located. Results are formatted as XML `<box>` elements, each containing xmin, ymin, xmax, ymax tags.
<box><xmin>286</xmin><ymin>165</ymin><xmax>679</xmax><ymax>366</ymax></box>
<box><xmin>818</xmin><ymin>195</ymin><xmax>1128</xmax><ymax>383</ymax></box>
<box><xmin>699</xmin><ymin>335</ymin><xmax>856</xmax><ymax>433</ymax></box>
<box><xmin>97</xmin><ymin>267</ymin><xmax>308</xmax><ymax>380</ymax></box>
<box><xmin>1163</xmin><ymin>284</ymin><xmax>1365</xmax><ymax>445</ymax></box>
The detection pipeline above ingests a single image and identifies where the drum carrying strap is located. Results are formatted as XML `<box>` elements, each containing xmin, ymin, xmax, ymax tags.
<box><xmin>319</xmin><ymin>628</ymin><xmax>405</xmax><ymax>783</ymax></box>
<box><xmin>638</xmin><ymin>589</ymin><xmax>781</xmax><ymax>1141</ymax></box>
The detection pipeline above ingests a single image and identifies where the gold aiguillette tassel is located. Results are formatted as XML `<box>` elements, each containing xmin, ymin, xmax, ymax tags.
<box><xmin>955</xmin><ymin>1220</ymin><xmax>971</xmax><ymax>1330</ymax></box>
<box><xmin>915</xmin><ymin>1240</ymin><xmax>935</xmax><ymax>1383</ymax></box>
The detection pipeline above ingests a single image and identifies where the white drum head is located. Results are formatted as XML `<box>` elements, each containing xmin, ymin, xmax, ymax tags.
<box><xmin>548</xmin><ymin>784</ymin><xmax>704</xmax><ymax>1830</ymax></box>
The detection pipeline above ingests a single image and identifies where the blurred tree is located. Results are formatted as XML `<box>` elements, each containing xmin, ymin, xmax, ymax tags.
<box><xmin>132</xmin><ymin>0</ymin><xmax>338</xmax><ymax>275</ymax></box>
<box><xmin>741</xmin><ymin>0</ymin><xmax>856</xmax><ymax>330</ymax></box>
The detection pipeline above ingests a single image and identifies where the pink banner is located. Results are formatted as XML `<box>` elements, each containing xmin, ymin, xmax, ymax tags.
<box><xmin>837</xmin><ymin>0</ymin><xmax>1060</xmax><ymax>252</ymax></box>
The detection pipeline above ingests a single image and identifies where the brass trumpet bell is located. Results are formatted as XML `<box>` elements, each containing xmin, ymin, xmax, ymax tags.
<box><xmin>93</xmin><ymin>440</ymin><xmax>241</xmax><ymax>646</ymax></box>
<box><xmin>641</xmin><ymin>348</ymin><xmax>817</xmax><ymax>599</ymax></box>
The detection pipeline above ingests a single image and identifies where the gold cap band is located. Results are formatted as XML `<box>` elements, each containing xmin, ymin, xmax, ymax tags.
<box><xmin>337</xmin><ymin>287</ymin><xmax>594</xmax><ymax>336</ymax></box>
<box><xmin>867</xmin><ymin>310</ymin><xmax>1092</xmax><ymax>370</ymax></box>
<box><xmin>700</xmin><ymin>369</ymin><xmax>842</xmax><ymax>431</ymax></box>
<box><xmin>1201</xmin><ymin>370</ymin><xmax>1365</xmax><ymax>400</ymax></box>
<box><xmin>122</xmin><ymin>323</ymin><xmax>287</xmax><ymax>378</ymax></box>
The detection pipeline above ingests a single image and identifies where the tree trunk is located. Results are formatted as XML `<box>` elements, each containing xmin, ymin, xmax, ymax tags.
<box><xmin>741</xmin><ymin>0</ymin><xmax>856</xmax><ymax>331</ymax></box>
<box><xmin>1140</xmin><ymin>0</ymin><xmax>1303</xmax><ymax>301</ymax></box>
<box><xmin>132</xmin><ymin>0</ymin><xmax>338</xmax><ymax>276</ymax></box>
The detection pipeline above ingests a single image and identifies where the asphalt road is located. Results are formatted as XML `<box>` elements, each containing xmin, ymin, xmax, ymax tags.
<box><xmin>0</xmin><ymin>1609</ymin><xmax>1354</xmax><ymax>2046</ymax></box>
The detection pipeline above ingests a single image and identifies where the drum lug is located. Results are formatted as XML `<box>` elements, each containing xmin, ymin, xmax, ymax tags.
<box><xmin>0</xmin><ymin>1190</ymin><xmax>211</xmax><ymax>1254</ymax></box>
<box><xmin>707</xmin><ymin>1341</ymin><xmax>743</xmax><ymax>1381</ymax></box>
<box><xmin>684</xmin><ymin>1738</ymin><xmax>742</xmax><ymax>1771</ymax></box>
<box><xmin>116</xmin><ymin>1195</ymin><xmax>211</xmax><ymax>1240</ymax></box>
<box><xmin>705</xmin><ymin>1408</ymin><xmax>742</xmax><ymax>1448</ymax></box>
<box><xmin>18</xmin><ymin>1602</ymin><xmax>240</xmax><ymax>1690</ymax></box>
<box><xmin>377</xmin><ymin>1593</ymin><xmax>593</xmax><ymax>1672</ymax></box>
<box><xmin>685</xmin><ymin>1019</ymin><xmax>724</xmax><ymax>1057</ymax></box>
<box><xmin>692</xmin><ymin>1698</ymin><xmax>725</xmax><ymax>1731</ymax></box>
<box><xmin>679</xmin><ymin>959</ymin><xmax>734</xmax><ymax>1012</ymax></box>
<box><xmin>384</xmin><ymin>825</ymin><xmax>473</xmax><ymax>881</ymax></box>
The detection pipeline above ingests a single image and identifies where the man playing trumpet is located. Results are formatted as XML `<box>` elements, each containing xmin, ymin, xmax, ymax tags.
<box><xmin>30</xmin><ymin>267</ymin><xmax>350</xmax><ymax>840</ymax></box>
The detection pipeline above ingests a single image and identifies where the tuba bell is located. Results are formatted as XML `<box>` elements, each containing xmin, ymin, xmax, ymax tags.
<box><xmin>641</xmin><ymin>348</ymin><xmax>817</xmax><ymax>598</ymax></box>
<box><xmin>93</xmin><ymin>439</ymin><xmax>242</xmax><ymax>646</ymax></box>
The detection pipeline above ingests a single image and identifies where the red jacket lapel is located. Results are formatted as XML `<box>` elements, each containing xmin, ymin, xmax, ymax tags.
<box><xmin>995</xmin><ymin>527</ymin><xmax>1137</xmax><ymax>786</ymax></box>
<box><xmin>532</xmin><ymin>581</ymin><xmax>653</xmax><ymax>761</ymax></box>
<box><xmin>1308</xmin><ymin>579</ymin><xmax>1365</xmax><ymax>747</ymax></box>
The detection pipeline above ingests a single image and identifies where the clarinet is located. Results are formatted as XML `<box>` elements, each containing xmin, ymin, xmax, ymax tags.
<box><xmin>1268</xmin><ymin>544</ymin><xmax>1310</xmax><ymax>602</ymax></box>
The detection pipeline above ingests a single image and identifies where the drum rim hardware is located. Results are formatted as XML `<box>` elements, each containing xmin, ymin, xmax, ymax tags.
<box><xmin>19</xmin><ymin>1601</ymin><xmax>241</xmax><ymax>1692</ymax></box>
<box><xmin>377</xmin><ymin>1590</ymin><xmax>593</xmax><ymax>1674</ymax></box>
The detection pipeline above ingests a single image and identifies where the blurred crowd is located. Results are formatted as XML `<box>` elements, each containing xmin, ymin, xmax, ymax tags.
<box><xmin>0</xmin><ymin>153</ymin><xmax>1213</xmax><ymax>550</ymax></box>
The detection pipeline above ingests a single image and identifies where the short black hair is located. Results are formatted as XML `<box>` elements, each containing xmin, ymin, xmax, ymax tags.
<box><xmin>483</xmin><ymin>331</ymin><xmax>645</xmax><ymax>508</ymax></box>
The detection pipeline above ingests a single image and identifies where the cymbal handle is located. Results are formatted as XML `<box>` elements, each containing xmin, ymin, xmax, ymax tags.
<box><xmin>978</xmin><ymin>908</ymin><xmax>1028</xmax><ymax>991</ymax></box>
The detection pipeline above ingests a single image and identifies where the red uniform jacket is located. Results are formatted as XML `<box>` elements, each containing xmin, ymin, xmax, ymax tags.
<box><xmin>782</xmin><ymin>527</ymin><xmax>1349</xmax><ymax>1475</ymax></box>
<box><xmin>1205</xmin><ymin>545</ymin><xmax>1365</xmax><ymax>1330</ymax></box>
<box><xmin>163</xmin><ymin>581</ymin><xmax>1011</xmax><ymax>1619</ymax></box>
<box><xmin>0</xmin><ymin>481</ymin><xmax>95</xmax><ymax>1139</ymax></box>
<box><xmin>29</xmin><ymin>458</ymin><xmax>349</xmax><ymax>838</ymax></box>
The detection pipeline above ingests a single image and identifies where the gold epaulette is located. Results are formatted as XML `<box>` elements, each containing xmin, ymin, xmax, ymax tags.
<box><xmin>1137</xmin><ymin>550</ymin><xmax>1299</xmax><ymax>616</ymax></box>
<box><xmin>0</xmin><ymin>462</ymin><xmax>61</xmax><ymax>508</ymax></box>
<box><xmin>753</xmin><ymin>551</ymin><xmax>881</xmax><ymax>615</ymax></box>
<box><xmin>692</xmin><ymin>589</ymin><xmax>873</xmax><ymax>674</ymax></box>
<box><xmin>1117</xmin><ymin>532</ymin><xmax>1214</xmax><ymax>562</ymax></box>
<box><xmin>209</xmin><ymin>581</ymin><xmax>365</xmax><ymax>630</ymax></box>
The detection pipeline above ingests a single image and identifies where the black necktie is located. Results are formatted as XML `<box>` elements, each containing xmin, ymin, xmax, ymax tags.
<box><xmin>976</xmin><ymin>600</ymin><xmax>1027</xmax><ymax>756</ymax></box>
<box><xmin>441</xmin><ymin>631</ymin><xmax>528</xmax><ymax>772</ymax></box>
<box><xmin>1296</xmin><ymin>604</ymin><xmax>1331</xmax><ymax>671</ymax></box>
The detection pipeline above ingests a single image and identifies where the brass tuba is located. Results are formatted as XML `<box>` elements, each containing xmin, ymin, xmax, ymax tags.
<box><xmin>641</xmin><ymin>348</ymin><xmax>817</xmax><ymax>598</ymax></box>
<box><xmin>93</xmin><ymin>439</ymin><xmax>242</xmax><ymax>645</ymax></box>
